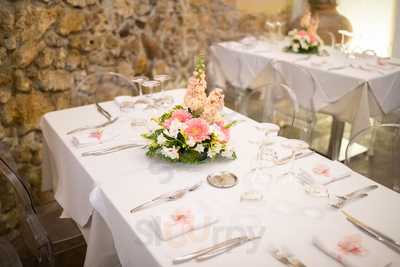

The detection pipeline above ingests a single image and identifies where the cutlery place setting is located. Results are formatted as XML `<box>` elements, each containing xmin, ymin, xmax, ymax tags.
<box><xmin>130</xmin><ymin>181</ymin><xmax>203</xmax><ymax>213</ymax></box>
<box><xmin>173</xmin><ymin>235</ymin><xmax>262</xmax><ymax>264</ymax></box>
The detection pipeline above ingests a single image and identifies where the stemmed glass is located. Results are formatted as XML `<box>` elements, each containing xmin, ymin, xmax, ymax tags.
<box><xmin>265</xmin><ymin>21</ymin><xmax>277</xmax><ymax>43</ymax></box>
<box><xmin>154</xmin><ymin>74</ymin><xmax>174</xmax><ymax>108</ymax></box>
<box><xmin>275</xmin><ymin>21</ymin><xmax>286</xmax><ymax>41</ymax></box>
<box><xmin>132</xmin><ymin>75</ymin><xmax>149</xmax><ymax>97</ymax></box>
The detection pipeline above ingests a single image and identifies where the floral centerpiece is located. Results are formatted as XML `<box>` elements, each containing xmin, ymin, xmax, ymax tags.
<box><xmin>142</xmin><ymin>56</ymin><xmax>236</xmax><ymax>164</ymax></box>
<box><xmin>286</xmin><ymin>11</ymin><xmax>322</xmax><ymax>54</ymax></box>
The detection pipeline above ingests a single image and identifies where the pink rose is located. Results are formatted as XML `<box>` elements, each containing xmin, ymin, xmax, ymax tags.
<box><xmin>164</xmin><ymin>109</ymin><xmax>192</xmax><ymax>128</ymax></box>
<box><xmin>184</xmin><ymin>118</ymin><xmax>210</xmax><ymax>143</ymax></box>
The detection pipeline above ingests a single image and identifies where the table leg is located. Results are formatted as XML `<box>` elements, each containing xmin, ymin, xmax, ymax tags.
<box><xmin>328</xmin><ymin>117</ymin><xmax>345</xmax><ymax>161</ymax></box>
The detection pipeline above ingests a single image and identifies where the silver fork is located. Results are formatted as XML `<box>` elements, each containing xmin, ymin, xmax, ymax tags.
<box><xmin>270</xmin><ymin>247</ymin><xmax>307</xmax><ymax>267</ymax></box>
<box><xmin>330</xmin><ymin>193</ymin><xmax>368</xmax><ymax>209</ymax></box>
<box><xmin>67</xmin><ymin>117</ymin><xmax>119</xmax><ymax>135</ymax></box>
<box><xmin>95</xmin><ymin>102</ymin><xmax>112</xmax><ymax>121</ymax></box>
<box><xmin>330</xmin><ymin>184</ymin><xmax>378</xmax><ymax>209</ymax></box>
<box><xmin>130</xmin><ymin>182</ymin><xmax>202</xmax><ymax>213</ymax></box>
<box><xmin>81</xmin><ymin>143</ymin><xmax>145</xmax><ymax>157</ymax></box>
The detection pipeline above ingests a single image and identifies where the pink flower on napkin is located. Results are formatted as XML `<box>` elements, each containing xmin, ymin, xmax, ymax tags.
<box><xmin>312</xmin><ymin>163</ymin><xmax>330</xmax><ymax>177</ymax></box>
<box><xmin>89</xmin><ymin>129</ymin><xmax>103</xmax><ymax>141</ymax></box>
<box><xmin>184</xmin><ymin>118</ymin><xmax>209</xmax><ymax>142</ymax></box>
<box><xmin>164</xmin><ymin>110</ymin><xmax>192</xmax><ymax>128</ymax></box>
<box><xmin>337</xmin><ymin>234</ymin><xmax>367</xmax><ymax>256</ymax></box>
<box><xmin>171</xmin><ymin>209</ymin><xmax>194</xmax><ymax>227</ymax></box>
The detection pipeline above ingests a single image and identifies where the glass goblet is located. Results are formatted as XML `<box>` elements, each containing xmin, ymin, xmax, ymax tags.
<box><xmin>132</xmin><ymin>75</ymin><xmax>149</xmax><ymax>96</ymax></box>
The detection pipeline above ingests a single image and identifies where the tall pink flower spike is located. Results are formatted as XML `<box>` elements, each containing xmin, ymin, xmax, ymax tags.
<box><xmin>184</xmin><ymin>56</ymin><xmax>207</xmax><ymax>113</ymax></box>
<box><xmin>201</xmin><ymin>88</ymin><xmax>225</xmax><ymax>123</ymax></box>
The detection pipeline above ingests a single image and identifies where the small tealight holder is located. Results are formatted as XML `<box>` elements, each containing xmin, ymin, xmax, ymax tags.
<box><xmin>207</xmin><ymin>171</ymin><xmax>238</xmax><ymax>188</ymax></box>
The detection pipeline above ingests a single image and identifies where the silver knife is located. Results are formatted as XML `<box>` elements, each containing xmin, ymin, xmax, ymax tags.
<box><xmin>342</xmin><ymin>211</ymin><xmax>400</xmax><ymax>253</ymax></box>
<box><xmin>173</xmin><ymin>236</ymin><xmax>260</xmax><ymax>264</ymax></box>
<box><xmin>195</xmin><ymin>236</ymin><xmax>261</xmax><ymax>261</ymax></box>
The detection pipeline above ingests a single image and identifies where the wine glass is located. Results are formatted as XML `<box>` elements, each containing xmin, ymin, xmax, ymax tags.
<box><xmin>265</xmin><ymin>20</ymin><xmax>277</xmax><ymax>42</ymax></box>
<box><xmin>154</xmin><ymin>74</ymin><xmax>174</xmax><ymax>108</ymax></box>
<box><xmin>275</xmin><ymin>21</ymin><xmax>286</xmax><ymax>41</ymax></box>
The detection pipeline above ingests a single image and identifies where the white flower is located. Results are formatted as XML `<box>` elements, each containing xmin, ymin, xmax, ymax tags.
<box><xmin>187</xmin><ymin>138</ymin><xmax>196</xmax><ymax>147</ymax></box>
<box><xmin>194</xmin><ymin>144</ymin><xmax>205</xmax><ymax>153</ymax></box>
<box><xmin>209</xmin><ymin>124</ymin><xmax>225</xmax><ymax>141</ymax></box>
<box><xmin>292</xmin><ymin>43</ymin><xmax>300</xmax><ymax>52</ymax></box>
<box><xmin>221</xmin><ymin>145</ymin><xmax>235</xmax><ymax>159</ymax></box>
<box><xmin>161</xmin><ymin>146</ymin><xmax>179</xmax><ymax>160</ymax></box>
<box><xmin>157</xmin><ymin>134</ymin><xmax>167</xmax><ymax>145</ymax></box>
<box><xmin>288</xmin><ymin>29</ymin><xmax>297</xmax><ymax>36</ymax></box>
<box><xmin>300</xmin><ymin>41</ymin><xmax>309</xmax><ymax>50</ymax></box>
<box><xmin>164</xmin><ymin>119</ymin><xmax>186</xmax><ymax>138</ymax></box>
<box><xmin>207</xmin><ymin>143</ymin><xmax>222</xmax><ymax>158</ymax></box>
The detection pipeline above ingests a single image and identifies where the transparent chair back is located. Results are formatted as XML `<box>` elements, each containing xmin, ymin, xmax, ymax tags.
<box><xmin>0</xmin><ymin>141</ymin><xmax>53</xmax><ymax>266</ymax></box>
<box><xmin>345</xmin><ymin>124</ymin><xmax>400</xmax><ymax>192</ymax></box>
<box><xmin>271</xmin><ymin>61</ymin><xmax>317</xmax><ymax>143</ymax></box>
<box><xmin>71</xmin><ymin>72</ymin><xmax>139</xmax><ymax>107</ymax></box>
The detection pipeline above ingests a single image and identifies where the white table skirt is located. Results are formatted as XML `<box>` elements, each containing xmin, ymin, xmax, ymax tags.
<box><xmin>209</xmin><ymin>41</ymin><xmax>400</xmax><ymax>135</ymax></box>
<box><xmin>41</xmin><ymin>89</ymin><xmax>400</xmax><ymax>267</ymax></box>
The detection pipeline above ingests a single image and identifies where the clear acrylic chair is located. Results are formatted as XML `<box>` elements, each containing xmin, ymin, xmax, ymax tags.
<box><xmin>0</xmin><ymin>141</ymin><xmax>85</xmax><ymax>266</ymax></box>
<box><xmin>71</xmin><ymin>72</ymin><xmax>139</xmax><ymax>107</ymax></box>
<box><xmin>0</xmin><ymin>236</ymin><xmax>23</xmax><ymax>267</ymax></box>
<box><xmin>345</xmin><ymin>124</ymin><xmax>400</xmax><ymax>192</ymax></box>
<box><xmin>243</xmin><ymin>60</ymin><xmax>318</xmax><ymax>145</ymax></box>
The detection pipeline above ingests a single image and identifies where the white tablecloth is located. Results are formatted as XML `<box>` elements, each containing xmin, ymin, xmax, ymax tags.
<box><xmin>41</xmin><ymin>89</ymin><xmax>400</xmax><ymax>267</ymax></box>
<box><xmin>209</xmin><ymin>40</ymin><xmax>400</xmax><ymax>135</ymax></box>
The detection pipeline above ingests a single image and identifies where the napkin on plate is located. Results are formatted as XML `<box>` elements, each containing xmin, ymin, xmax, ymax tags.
<box><xmin>71</xmin><ymin>127</ymin><xmax>119</xmax><ymax>148</ymax></box>
<box><xmin>300</xmin><ymin>160</ymin><xmax>351</xmax><ymax>185</ymax></box>
<box><xmin>150</xmin><ymin>202</ymin><xmax>218</xmax><ymax>241</ymax></box>
<box><xmin>312</xmin><ymin>219</ymin><xmax>394</xmax><ymax>267</ymax></box>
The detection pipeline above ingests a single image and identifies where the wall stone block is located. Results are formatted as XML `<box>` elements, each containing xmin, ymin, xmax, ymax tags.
<box><xmin>58</xmin><ymin>10</ymin><xmax>86</xmax><ymax>36</ymax></box>
<box><xmin>38</xmin><ymin>69</ymin><xmax>73</xmax><ymax>92</ymax></box>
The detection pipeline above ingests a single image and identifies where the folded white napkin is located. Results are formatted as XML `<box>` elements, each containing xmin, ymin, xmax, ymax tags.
<box><xmin>150</xmin><ymin>202</ymin><xmax>218</xmax><ymax>241</ymax></box>
<box><xmin>312</xmin><ymin>219</ymin><xmax>394</xmax><ymax>267</ymax></box>
<box><xmin>71</xmin><ymin>127</ymin><xmax>118</xmax><ymax>148</ymax></box>
<box><xmin>300</xmin><ymin>160</ymin><xmax>351</xmax><ymax>185</ymax></box>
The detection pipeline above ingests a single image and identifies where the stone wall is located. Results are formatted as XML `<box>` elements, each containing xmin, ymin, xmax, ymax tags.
<box><xmin>0</xmin><ymin>0</ymin><xmax>290</xmax><ymax>237</ymax></box>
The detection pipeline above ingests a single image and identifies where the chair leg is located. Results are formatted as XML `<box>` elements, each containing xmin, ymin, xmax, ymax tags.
<box><xmin>328</xmin><ymin>117</ymin><xmax>345</xmax><ymax>161</ymax></box>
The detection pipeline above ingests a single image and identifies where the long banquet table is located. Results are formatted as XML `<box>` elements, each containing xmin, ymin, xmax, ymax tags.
<box><xmin>209</xmin><ymin>40</ymin><xmax>400</xmax><ymax>159</ymax></box>
<box><xmin>41</xmin><ymin>89</ymin><xmax>400</xmax><ymax>267</ymax></box>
